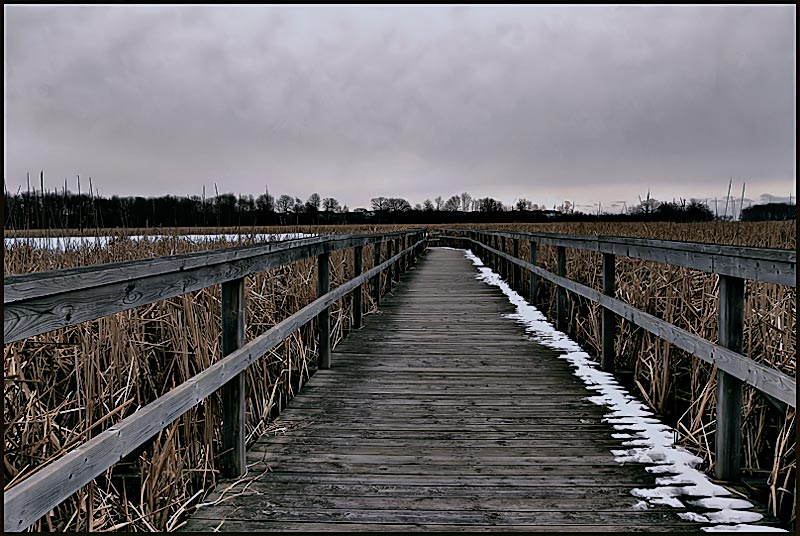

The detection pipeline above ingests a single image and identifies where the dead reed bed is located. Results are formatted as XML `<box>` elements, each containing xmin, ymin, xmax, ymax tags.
<box><xmin>446</xmin><ymin>221</ymin><xmax>795</xmax><ymax>526</ymax></box>
<box><xmin>4</xmin><ymin>222</ymin><xmax>795</xmax><ymax>529</ymax></box>
<box><xmin>3</xmin><ymin>225</ymin><xmax>401</xmax><ymax>531</ymax></box>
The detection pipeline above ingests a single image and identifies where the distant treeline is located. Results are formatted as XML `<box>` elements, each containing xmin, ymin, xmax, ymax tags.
<box><xmin>740</xmin><ymin>202</ymin><xmax>797</xmax><ymax>221</ymax></box>
<box><xmin>3</xmin><ymin>181</ymin><xmax>795</xmax><ymax>229</ymax></box>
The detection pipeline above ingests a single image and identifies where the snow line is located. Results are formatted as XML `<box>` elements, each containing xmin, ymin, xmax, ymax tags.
<box><xmin>460</xmin><ymin>248</ymin><xmax>784</xmax><ymax>533</ymax></box>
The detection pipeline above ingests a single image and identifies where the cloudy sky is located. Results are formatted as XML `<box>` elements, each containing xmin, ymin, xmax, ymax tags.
<box><xmin>4</xmin><ymin>5</ymin><xmax>796</xmax><ymax>212</ymax></box>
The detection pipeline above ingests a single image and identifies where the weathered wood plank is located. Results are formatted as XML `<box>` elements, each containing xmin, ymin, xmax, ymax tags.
<box><xmin>180</xmin><ymin>519</ymin><xmax>699</xmax><ymax>532</ymax></box>
<box><xmin>353</xmin><ymin>245</ymin><xmax>363</xmax><ymax>329</ymax></box>
<box><xmin>4</xmin><ymin>231</ymin><xmax>421</xmax><ymax>344</ymax></box>
<box><xmin>3</xmin><ymin>238</ymin><xmax>424</xmax><ymax>532</ymax></box>
<box><xmin>444</xmin><ymin>228</ymin><xmax>795</xmax><ymax>286</ymax></box>
<box><xmin>188</xmin><ymin>506</ymin><xmax>693</xmax><ymax>525</ymax></box>
<box><xmin>219</xmin><ymin>277</ymin><xmax>246</xmax><ymax>478</ymax></box>
<box><xmin>181</xmin><ymin>248</ymin><xmax>746</xmax><ymax>532</ymax></box>
<box><xmin>602</xmin><ymin>252</ymin><xmax>616</xmax><ymax>372</ymax></box>
<box><xmin>715</xmin><ymin>275</ymin><xmax>744</xmax><ymax>481</ymax></box>
<box><xmin>466</xmin><ymin>238</ymin><xmax>796</xmax><ymax>406</ymax></box>
<box><xmin>4</xmin><ymin>231</ymin><xmax>417</xmax><ymax>301</ymax></box>
<box><xmin>317</xmin><ymin>251</ymin><xmax>331</xmax><ymax>369</ymax></box>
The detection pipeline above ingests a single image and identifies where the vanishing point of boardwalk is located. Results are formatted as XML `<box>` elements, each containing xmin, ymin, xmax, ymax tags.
<box><xmin>184</xmin><ymin>248</ymin><xmax>722</xmax><ymax>532</ymax></box>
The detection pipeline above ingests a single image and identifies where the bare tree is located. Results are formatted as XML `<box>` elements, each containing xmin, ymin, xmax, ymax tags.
<box><xmin>434</xmin><ymin>196</ymin><xmax>443</xmax><ymax>210</ymax></box>
<box><xmin>256</xmin><ymin>191</ymin><xmax>274</xmax><ymax>213</ymax></box>
<box><xmin>477</xmin><ymin>197</ymin><xmax>504</xmax><ymax>212</ymax></box>
<box><xmin>276</xmin><ymin>194</ymin><xmax>294</xmax><ymax>213</ymax></box>
<box><xmin>306</xmin><ymin>192</ymin><xmax>321</xmax><ymax>212</ymax></box>
<box><xmin>514</xmin><ymin>197</ymin><xmax>533</xmax><ymax>211</ymax></box>
<box><xmin>460</xmin><ymin>192</ymin><xmax>472</xmax><ymax>212</ymax></box>
<box><xmin>443</xmin><ymin>195</ymin><xmax>461</xmax><ymax>211</ymax></box>
<box><xmin>387</xmin><ymin>197</ymin><xmax>411</xmax><ymax>211</ymax></box>
<box><xmin>322</xmin><ymin>197</ymin><xmax>340</xmax><ymax>212</ymax></box>
<box><xmin>423</xmin><ymin>199</ymin><xmax>434</xmax><ymax>211</ymax></box>
<box><xmin>371</xmin><ymin>196</ymin><xmax>390</xmax><ymax>211</ymax></box>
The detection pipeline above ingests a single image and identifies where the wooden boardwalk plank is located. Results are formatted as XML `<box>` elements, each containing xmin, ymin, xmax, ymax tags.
<box><xmin>182</xmin><ymin>248</ymin><xmax>763</xmax><ymax>532</ymax></box>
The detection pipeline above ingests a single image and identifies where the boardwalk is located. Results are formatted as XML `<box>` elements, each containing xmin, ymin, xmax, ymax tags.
<box><xmin>184</xmin><ymin>248</ymin><xmax>717</xmax><ymax>532</ymax></box>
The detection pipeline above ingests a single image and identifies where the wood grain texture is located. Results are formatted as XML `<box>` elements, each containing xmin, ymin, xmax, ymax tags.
<box><xmin>602</xmin><ymin>252</ymin><xmax>616</xmax><ymax>373</ymax></box>
<box><xmin>353</xmin><ymin>245</ymin><xmax>363</xmax><ymax>329</ymax></box>
<box><xmin>4</xmin><ymin>231</ymin><xmax>422</xmax><ymax>344</ymax></box>
<box><xmin>715</xmin><ymin>275</ymin><xmax>745</xmax><ymax>481</ymax></box>
<box><xmin>220</xmin><ymin>278</ymin><xmax>246</xmax><ymax>478</ymax></box>
<box><xmin>444</xmin><ymin>228</ymin><xmax>796</xmax><ymax>287</ymax></box>
<box><xmin>2</xmin><ymin>238</ymin><xmax>424</xmax><ymax>532</ymax></box>
<box><xmin>459</xmin><ymin>236</ymin><xmax>796</xmax><ymax>407</ymax></box>
<box><xmin>180</xmin><ymin>248</ymin><xmax>760</xmax><ymax>532</ymax></box>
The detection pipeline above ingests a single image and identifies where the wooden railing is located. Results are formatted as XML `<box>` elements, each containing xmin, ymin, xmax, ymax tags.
<box><xmin>440</xmin><ymin>228</ymin><xmax>796</xmax><ymax>482</ymax></box>
<box><xmin>3</xmin><ymin>230</ymin><xmax>428</xmax><ymax>532</ymax></box>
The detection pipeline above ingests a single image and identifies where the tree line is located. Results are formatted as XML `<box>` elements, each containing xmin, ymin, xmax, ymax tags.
<box><xmin>3</xmin><ymin>174</ymin><xmax>793</xmax><ymax>230</ymax></box>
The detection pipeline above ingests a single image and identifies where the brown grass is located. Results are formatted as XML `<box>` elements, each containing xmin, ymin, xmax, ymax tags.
<box><xmin>443</xmin><ymin>221</ymin><xmax>795</xmax><ymax>526</ymax></box>
<box><xmin>4</xmin><ymin>225</ymin><xmax>402</xmax><ymax>532</ymax></box>
<box><xmin>3</xmin><ymin>221</ymin><xmax>795</xmax><ymax>530</ymax></box>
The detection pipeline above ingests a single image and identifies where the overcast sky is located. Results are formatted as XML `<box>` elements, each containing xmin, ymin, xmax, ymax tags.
<box><xmin>4</xmin><ymin>5</ymin><xmax>796</xmax><ymax>211</ymax></box>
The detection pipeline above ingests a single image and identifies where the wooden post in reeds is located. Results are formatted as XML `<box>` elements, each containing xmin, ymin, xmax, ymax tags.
<box><xmin>513</xmin><ymin>238</ymin><xmax>520</xmax><ymax>292</ymax></box>
<box><xmin>220</xmin><ymin>277</ymin><xmax>246</xmax><ymax>478</ymax></box>
<box><xmin>353</xmin><ymin>246</ymin><xmax>363</xmax><ymax>329</ymax></box>
<box><xmin>715</xmin><ymin>275</ymin><xmax>744</xmax><ymax>481</ymax></box>
<box><xmin>601</xmin><ymin>253</ymin><xmax>616</xmax><ymax>372</ymax></box>
<box><xmin>373</xmin><ymin>241</ymin><xmax>382</xmax><ymax>307</ymax></box>
<box><xmin>529</xmin><ymin>239</ymin><xmax>538</xmax><ymax>304</ymax></box>
<box><xmin>317</xmin><ymin>252</ymin><xmax>331</xmax><ymax>369</ymax></box>
<box><xmin>556</xmin><ymin>246</ymin><xmax>567</xmax><ymax>332</ymax></box>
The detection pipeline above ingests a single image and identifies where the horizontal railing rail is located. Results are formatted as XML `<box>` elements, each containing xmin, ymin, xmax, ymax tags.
<box><xmin>439</xmin><ymin>228</ymin><xmax>795</xmax><ymax>483</ymax></box>
<box><xmin>442</xmin><ymin>228</ymin><xmax>795</xmax><ymax>287</ymax></box>
<box><xmin>4</xmin><ymin>230</ymin><xmax>418</xmax><ymax>344</ymax></box>
<box><xmin>3</xmin><ymin>230</ymin><xmax>428</xmax><ymax>532</ymax></box>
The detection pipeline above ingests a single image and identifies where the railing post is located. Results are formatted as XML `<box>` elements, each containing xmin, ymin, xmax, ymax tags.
<box><xmin>601</xmin><ymin>253</ymin><xmax>616</xmax><ymax>373</ymax></box>
<box><xmin>373</xmin><ymin>241</ymin><xmax>382</xmax><ymax>307</ymax></box>
<box><xmin>529</xmin><ymin>240</ymin><xmax>538</xmax><ymax>303</ymax></box>
<box><xmin>402</xmin><ymin>235</ymin><xmax>408</xmax><ymax>273</ymax></box>
<box><xmin>317</xmin><ymin>251</ymin><xmax>331</xmax><ymax>369</ymax></box>
<box><xmin>501</xmin><ymin>236</ymin><xmax>507</xmax><ymax>279</ymax></box>
<box><xmin>715</xmin><ymin>275</ymin><xmax>744</xmax><ymax>481</ymax></box>
<box><xmin>492</xmin><ymin>235</ymin><xmax>500</xmax><ymax>273</ymax></box>
<box><xmin>398</xmin><ymin>236</ymin><xmax>404</xmax><ymax>273</ymax></box>
<box><xmin>556</xmin><ymin>246</ymin><xmax>567</xmax><ymax>332</ymax></box>
<box><xmin>220</xmin><ymin>277</ymin><xmax>246</xmax><ymax>478</ymax></box>
<box><xmin>394</xmin><ymin>238</ymin><xmax>401</xmax><ymax>283</ymax></box>
<box><xmin>513</xmin><ymin>238</ymin><xmax>520</xmax><ymax>292</ymax></box>
<box><xmin>353</xmin><ymin>245</ymin><xmax>363</xmax><ymax>330</ymax></box>
<box><xmin>387</xmin><ymin>239</ymin><xmax>394</xmax><ymax>292</ymax></box>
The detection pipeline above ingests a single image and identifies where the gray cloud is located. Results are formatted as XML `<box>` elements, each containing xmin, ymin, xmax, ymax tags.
<box><xmin>4</xmin><ymin>5</ymin><xmax>796</xmax><ymax>210</ymax></box>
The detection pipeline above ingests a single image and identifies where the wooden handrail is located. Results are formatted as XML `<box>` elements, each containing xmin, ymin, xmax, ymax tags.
<box><xmin>440</xmin><ymin>229</ymin><xmax>795</xmax><ymax>485</ymax></box>
<box><xmin>3</xmin><ymin>231</ymin><xmax>427</xmax><ymax>532</ymax></box>
<box><xmin>440</xmin><ymin>228</ymin><xmax>796</xmax><ymax>287</ymax></box>
<box><xmin>4</xmin><ymin>230</ymin><xmax>420</xmax><ymax>344</ymax></box>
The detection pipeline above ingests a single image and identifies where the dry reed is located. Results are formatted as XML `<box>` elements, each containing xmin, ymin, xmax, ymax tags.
<box><xmin>4</xmin><ymin>221</ymin><xmax>795</xmax><ymax>530</ymax></box>
<box><xmin>446</xmin><ymin>221</ymin><xmax>795</xmax><ymax>526</ymax></box>
<box><xmin>4</xmin><ymin>225</ymin><xmax>402</xmax><ymax>532</ymax></box>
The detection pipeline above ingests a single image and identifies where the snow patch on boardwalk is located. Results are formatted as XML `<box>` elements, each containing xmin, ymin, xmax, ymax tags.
<box><xmin>461</xmin><ymin>248</ymin><xmax>784</xmax><ymax>533</ymax></box>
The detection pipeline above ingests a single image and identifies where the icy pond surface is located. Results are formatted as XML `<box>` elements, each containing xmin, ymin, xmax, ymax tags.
<box><xmin>461</xmin><ymin>248</ymin><xmax>785</xmax><ymax>533</ymax></box>
<box><xmin>4</xmin><ymin>233</ymin><xmax>315</xmax><ymax>250</ymax></box>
